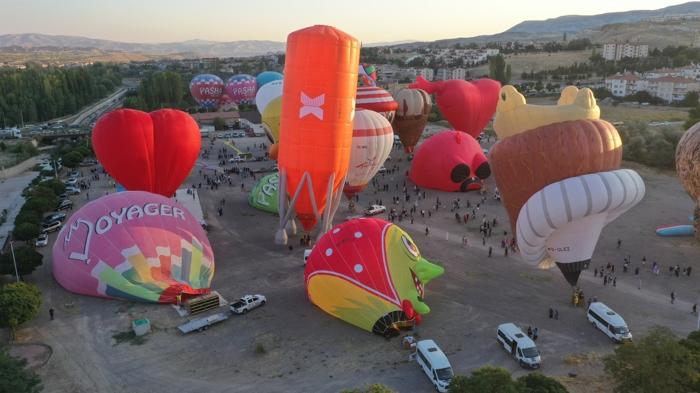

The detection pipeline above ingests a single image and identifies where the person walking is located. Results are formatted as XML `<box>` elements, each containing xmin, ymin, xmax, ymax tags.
<box><xmin>425</xmin><ymin>227</ymin><xmax>430</xmax><ymax>236</ymax></box>
<box><xmin>613</xmin><ymin>277</ymin><xmax>617</xmax><ymax>287</ymax></box>
<box><xmin>617</xmin><ymin>239</ymin><xmax>622</xmax><ymax>249</ymax></box>
<box><xmin>488</xmin><ymin>246</ymin><xmax>493</xmax><ymax>257</ymax></box>
<box><xmin>533</xmin><ymin>327</ymin><xmax>539</xmax><ymax>341</ymax></box>
<box><xmin>549</xmin><ymin>308</ymin><xmax>553</xmax><ymax>319</ymax></box>
<box><xmin>671</xmin><ymin>291</ymin><xmax>676</xmax><ymax>304</ymax></box>
<box><xmin>554</xmin><ymin>309</ymin><xmax>559</xmax><ymax>320</ymax></box>
<box><xmin>49</xmin><ymin>308</ymin><xmax>54</xmax><ymax>321</ymax></box>
<box><xmin>527</xmin><ymin>326</ymin><xmax>533</xmax><ymax>338</ymax></box>
<box><xmin>693</xmin><ymin>304</ymin><xmax>697</xmax><ymax>315</ymax></box>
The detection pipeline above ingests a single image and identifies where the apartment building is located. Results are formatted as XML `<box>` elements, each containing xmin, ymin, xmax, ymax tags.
<box><xmin>602</xmin><ymin>43</ymin><xmax>649</xmax><ymax>61</ymax></box>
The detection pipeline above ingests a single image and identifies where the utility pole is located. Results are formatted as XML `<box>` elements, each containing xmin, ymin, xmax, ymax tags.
<box><xmin>10</xmin><ymin>240</ymin><xmax>19</xmax><ymax>283</ymax></box>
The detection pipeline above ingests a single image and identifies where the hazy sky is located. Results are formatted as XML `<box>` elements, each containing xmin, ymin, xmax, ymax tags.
<box><xmin>0</xmin><ymin>0</ymin><xmax>687</xmax><ymax>43</ymax></box>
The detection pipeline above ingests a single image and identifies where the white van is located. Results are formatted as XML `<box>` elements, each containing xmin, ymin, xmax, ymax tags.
<box><xmin>587</xmin><ymin>302</ymin><xmax>632</xmax><ymax>343</ymax></box>
<box><xmin>496</xmin><ymin>323</ymin><xmax>541</xmax><ymax>369</ymax></box>
<box><xmin>415</xmin><ymin>339</ymin><xmax>453</xmax><ymax>392</ymax></box>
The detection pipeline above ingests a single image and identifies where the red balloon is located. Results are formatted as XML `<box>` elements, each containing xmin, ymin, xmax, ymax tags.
<box><xmin>410</xmin><ymin>76</ymin><xmax>500</xmax><ymax>138</ymax></box>
<box><xmin>409</xmin><ymin>130</ymin><xmax>489</xmax><ymax>192</ymax></box>
<box><xmin>92</xmin><ymin>109</ymin><xmax>201</xmax><ymax>197</ymax></box>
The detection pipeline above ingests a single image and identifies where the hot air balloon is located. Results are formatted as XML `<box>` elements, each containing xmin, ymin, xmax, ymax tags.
<box><xmin>489</xmin><ymin>85</ymin><xmax>645</xmax><ymax>288</ymax></box>
<box><xmin>255</xmin><ymin>79</ymin><xmax>284</xmax><ymax>114</ymax></box>
<box><xmin>409</xmin><ymin>131</ymin><xmax>489</xmax><ymax>192</ymax></box>
<box><xmin>305</xmin><ymin>218</ymin><xmax>444</xmax><ymax>337</ymax></box>
<box><xmin>225</xmin><ymin>74</ymin><xmax>257</xmax><ymax>105</ymax></box>
<box><xmin>356</xmin><ymin>86</ymin><xmax>398</xmax><ymax>122</ymax></box>
<box><xmin>249</xmin><ymin>172</ymin><xmax>279</xmax><ymax>214</ymax></box>
<box><xmin>344</xmin><ymin>109</ymin><xmax>394</xmax><ymax>199</ymax></box>
<box><xmin>189</xmin><ymin>74</ymin><xmax>224</xmax><ymax>108</ymax></box>
<box><xmin>410</xmin><ymin>76</ymin><xmax>500</xmax><ymax>139</ymax></box>
<box><xmin>262</xmin><ymin>97</ymin><xmax>282</xmax><ymax>158</ymax></box>
<box><xmin>92</xmin><ymin>109</ymin><xmax>201</xmax><ymax>197</ymax></box>
<box><xmin>275</xmin><ymin>25</ymin><xmax>360</xmax><ymax>244</ymax></box>
<box><xmin>256</xmin><ymin>71</ymin><xmax>283</xmax><ymax>88</ymax></box>
<box><xmin>676</xmin><ymin>123</ymin><xmax>700</xmax><ymax>240</ymax></box>
<box><xmin>52</xmin><ymin>191</ymin><xmax>214</xmax><ymax>303</ymax></box>
<box><xmin>359</xmin><ymin>63</ymin><xmax>377</xmax><ymax>86</ymax></box>
<box><xmin>392</xmin><ymin>88</ymin><xmax>431</xmax><ymax>153</ymax></box>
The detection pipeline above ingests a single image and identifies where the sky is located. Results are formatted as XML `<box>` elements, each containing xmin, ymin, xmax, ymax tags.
<box><xmin>0</xmin><ymin>0</ymin><xmax>689</xmax><ymax>43</ymax></box>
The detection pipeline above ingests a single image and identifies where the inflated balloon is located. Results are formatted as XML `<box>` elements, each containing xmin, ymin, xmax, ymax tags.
<box><xmin>494</xmin><ymin>86</ymin><xmax>600</xmax><ymax>139</ymax></box>
<box><xmin>392</xmin><ymin>88</ymin><xmax>431</xmax><ymax>153</ymax></box>
<box><xmin>305</xmin><ymin>218</ymin><xmax>444</xmax><ymax>336</ymax></box>
<box><xmin>255</xmin><ymin>79</ymin><xmax>283</xmax><ymax>115</ymax></box>
<box><xmin>52</xmin><ymin>191</ymin><xmax>214</xmax><ymax>303</ymax></box>
<box><xmin>249</xmin><ymin>172</ymin><xmax>279</xmax><ymax>214</ymax></box>
<box><xmin>359</xmin><ymin>63</ymin><xmax>377</xmax><ymax>86</ymax></box>
<box><xmin>344</xmin><ymin>109</ymin><xmax>394</xmax><ymax>198</ymax></box>
<box><xmin>189</xmin><ymin>74</ymin><xmax>224</xmax><ymax>108</ymax></box>
<box><xmin>225</xmin><ymin>74</ymin><xmax>257</xmax><ymax>105</ymax></box>
<box><xmin>276</xmin><ymin>25</ymin><xmax>359</xmax><ymax>241</ymax></box>
<box><xmin>676</xmin><ymin>123</ymin><xmax>700</xmax><ymax>240</ymax></box>
<box><xmin>409</xmin><ymin>131</ymin><xmax>489</xmax><ymax>192</ymax></box>
<box><xmin>262</xmin><ymin>96</ymin><xmax>282</xmax><ymax>147</ymax></box>
<box><xmin>92</xmin><ymin>109</ymin><xmax>201</xmax><ymax>197</ymax></box>
<box><xmin>410</xmin><ymin>76</ymin><xmax>500</xmax><ymax>138</ymax></box>
<box><xmin>489</xmin><ymin>85</ymin><xmax>644</xmax><ymax>287</ymax></box>
<box><xmin>256</xmin><ymin>71</ymin><xmax>283</xmax><ymax>88</ymax></box>
<box><xmin>356</xmin><ymin>86</ymin><xmax>398</xmax><ymax>122</ymax></box>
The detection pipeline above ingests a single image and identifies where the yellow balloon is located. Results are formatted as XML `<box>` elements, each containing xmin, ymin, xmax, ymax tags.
<box><xmin>262</xmin><ymin>97</ymin><xmax>282</xmax><ymax>144</ymax></box>
<box><xmin>493</xmin><ymin>85</ymin><xmax>600</xmax><ymax>139</ymax></box>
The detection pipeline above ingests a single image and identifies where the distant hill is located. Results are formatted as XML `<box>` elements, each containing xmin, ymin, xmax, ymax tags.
<box><xmin>507</xmin><ymin>1</ymin><xmax>700</xmax><ymax>33</ymax></box>
<box><xmin>0</xmin><ymin>33</ymin><xmax>285</xmax><ymax>58</ymax></box>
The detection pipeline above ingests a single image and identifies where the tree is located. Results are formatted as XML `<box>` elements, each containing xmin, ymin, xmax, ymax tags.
<box><xmin>62</xmin><ymin>151</ymin><xmax>83</xmax><ymax>169</ymax></box>
<box><xmin>12</xmin><ymin>223</ymin><xmax>41</xmax><ymax>242</ymax></box>
<box><xmin>0</xmin><ymin>142</ymin><xmax>6</xmax><ymax>152</ymax></box>
<box><xmin>680</xmin><ymin>91</ymin><xmax>699</xmax><ymax>107</ymax></box>
<box><xmin>449</xmin><ymin>367</ymin><xmax>518</xmax><ymax>393</ymax></box>
<box><xmin>516</xmin><ymin>373</ymin><xmax>568</xmax><ymax>393</ymax></box>
<box><xmin>0</xmin><ymin>347</ymin><xmax>42</xmax><ymax>393</ymax></box>
<box><xmin>0</xmin><ymin>245</ymin><xmax>43</xmax><ymax>277</ymax></box>
<box><xmin>505</xmin><ymin>65</ymin><xmax>512</xmax><ymax>85</ymax></box>
<box><xmin>604</xmin><ymin>327</ymin><xmax>700</xmax><ymax>393</ymax></box>
<box><xmin>489</xmin><ymin>55</ymin><xmax>508</xmax><ymax>85</ymax></box>
<box><xmin>213</xmin><ymin>117</ymin><xmax>227</xmax><ymax>131</ymax></box>
<box><xmin>0</xmin><ymin>282</ymin><xmax>42</xmax><ymax>340</ymax></box>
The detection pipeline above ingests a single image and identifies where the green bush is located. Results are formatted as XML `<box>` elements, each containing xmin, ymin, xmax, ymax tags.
<box><xmin>0</xmin><ymin>245</ymin><xmax>43</xmax><ymax>277</ymax></box>
<box><xmin>0</xmin><ymin>346</ymin><xmax>42</xmax><ymax>393</ymax></box>
<box><xmin>0</xmin><ymin>282</ymin><xmax>42</xmax><ymax>339</ymax></box>
<box><xmin>12</xmin><ymin>223</ymin><xmax>41</xmax><ymax>242</ymax></box>
<box><xmin>23</xmin><ymin>197</ymin><xmax>54</xmax><ymax>214</ymax></box>
<box><xmin>617</xmin><ymin>122</ymin><xmax>684</xmax><ymax>169</ymax></box>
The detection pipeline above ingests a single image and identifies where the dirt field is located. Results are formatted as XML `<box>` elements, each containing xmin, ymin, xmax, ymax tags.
<box><xmin>5</xmin><ymin>130</ymin><xmax>700</xmax><ymax>393</ymax></box>
<box><xmin>469</xmin><ymin>50</ymin><xmax>593</xmax><ymax>78</ymax></box>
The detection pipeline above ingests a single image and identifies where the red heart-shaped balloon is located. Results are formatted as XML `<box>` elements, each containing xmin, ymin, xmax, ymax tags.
<box><xmin>410</xmin><ymin>76</ymin><xmax>501</xmax><ymax>138</ymax></box>
<box><xmin>92</xmin><ymin>109</ymin><xmax>201</xmax><ymax>197</ymax></box>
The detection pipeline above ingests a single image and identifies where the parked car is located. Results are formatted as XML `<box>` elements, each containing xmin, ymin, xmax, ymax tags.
<box><xmin>64</xmin><ymin>178</ymin><xmax>78</xmax><ymax>186</ymax></box>
<box><xmin>229</xmin><ymin>156</ymin><xmax>245</xmax><ymax>163</ymax></box>
<box><xmin>42</xmin><ymin>220</ymin><xmax>62</xmax><ymax>233</ymax></box>
<box><xmin>43</xmin><ymin>212</ymin><xmax>67</xmax><ymax>225</ymax></box>
<box><xmin>65</xmin><ymin>186</ymin><xmax>81</xmax><ymax>195</ymax></box>
<box><xmin>35</xmin><ymin>233</ymin><xmax>49</xmax><ymax>247</ymax></box>
<box><xmin>378</xmin><ymin>166</ymin><xmax>387</xmax><ymax>174</ymax></box>
<box><xmin>57</xmin><ymin>200</ymin><xmax>73</xmax><ymax>211</ymax></box>
<box><xmin>230</xmin><ymin>294</ymin><xmax>266</xmax><ymax>314</ymax></box>
<box><xmin>363</xmin><ymin>205</ymin><xmax>386</xmax><ymax>216</ymax></box>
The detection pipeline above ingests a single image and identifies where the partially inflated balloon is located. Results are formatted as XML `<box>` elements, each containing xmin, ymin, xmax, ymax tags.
<box><xmin>52</xmin><ymin>191</ymin><xmax>214</xmax><ymax>303</ymax></box>
<box><xmin>410</xmin><ymin>76</ymin><xmax>500</xmax><ymax>138</ymax></box>
<box><xmin>344</xmin><ymin>109</ymin><xmax>394</xmax><ymax>198</ymax></box>
<box><xmin>392</xmin><ymin>88</ymin><xmax>431</xmax><ymax>153</ymax></box>
<box><xmin>305</xmin><ymin>218</ymin><xmax>444</xmax><ymax>336</ymax></box>
<box><xmin>356</xmin><ymin>86</ymin><xmax>398</xmax><ymax>122</ymax></box>
<box><xmin>409</xmin><ymin>131</ymin><xmax>489</xmax><ymax>192</ymax></box>
<box><xmin>676</xmin><ymin>123</ymin><xmax>700</xmax><ymax>240</ymax></box>
<box><xmin>189</xmin><ymin>74</ymin><xmax>224</xmax><ymax>108</ymax></box>
<box><xmin>255</xmin><ymin>79</ymin><xmax>283</xmax><ymax>115</ymax></box>
<box><xmin>262</xmin><ymin>96</ymin><xmax>282</xmax><ymax>145</ymax></box>
<box><xmin>256</xmin><ymin>71</ymin><xmax>283</xmax><ymax>88</ymax></box>
<box><xmin>249</xmin><ymin>172</ymin><xmax>279</xmax><ymax>214</ymax></box>
<box><xmin>225</xmin><ymin>74</ymin><xmax>257</xmax><ymax>105</ymax></box>
<box><xmin>92</xmin><ymin>109</ymin><xmax>201</xmax><ymax>197</ymax></box>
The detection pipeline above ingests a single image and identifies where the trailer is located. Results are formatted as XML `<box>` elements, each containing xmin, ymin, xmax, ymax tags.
<box><xmin>177</xmin><ymin>312</ymin><xmax>229</xmax><ymax>334</ymax></box>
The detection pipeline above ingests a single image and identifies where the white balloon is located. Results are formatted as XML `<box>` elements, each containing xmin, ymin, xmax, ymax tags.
<box><xmin>255</xmin><ymin>79</ymin><xmax>283</xmax><ymax>115</ymax></box>
<box><xmin>344</xmin><ymin>109</ymin><xmax>394</xmax><ymax>197</ymax></box>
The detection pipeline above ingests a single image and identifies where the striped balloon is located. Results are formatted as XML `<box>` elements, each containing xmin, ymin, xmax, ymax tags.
<box><xmin>356</xmin><ymin>86</ymin><xmax>398</xmax><ymax>122</ymax></box>
<box><xmin>343</xmin><ymin>109</ymin><xmax>394</xmax><ymax>198</ymax></box>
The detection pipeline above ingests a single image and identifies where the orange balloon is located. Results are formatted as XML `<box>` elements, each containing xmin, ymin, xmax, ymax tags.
<box><xmin>278</xmin><ymin>25</ymin><xmax>360</xmax><ymax>231</ymax></box>
<box><xmin>268</xmin><ymin>143</ymin><xmax>279</xmax><ymax>160</ymax></box>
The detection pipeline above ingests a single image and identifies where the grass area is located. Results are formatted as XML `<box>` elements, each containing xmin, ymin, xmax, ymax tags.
<box><xmin>469</xmin><ymin>50</ymin><xmax>593</xmax><ymax>77</ymax></box>
<box><xmin>600</xmin><ymin>105</ymin><xmax>688</xmax><ymax>124</ymax></box>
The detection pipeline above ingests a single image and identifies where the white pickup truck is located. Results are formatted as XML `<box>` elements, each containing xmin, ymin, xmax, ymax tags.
<box><xmin>229</xmin><ymin>294</ymin><xmax>267</xmax><ymax>314</ymax></box>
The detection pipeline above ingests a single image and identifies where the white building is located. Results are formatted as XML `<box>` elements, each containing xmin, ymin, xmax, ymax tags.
<box><xmin>605</xmin><ymin>73</ymin><xmax>642</xmax><ymax>97</ymax></box>
<box><xmin>602</xmin><ymin>43</ymin><xmax>649</xmax><ymax>61</ymax></box>
<box><xmin>436</xmin><ymin>68</ymin><xmax>467</xmax><ymax>80</ymax></box>
<box><xmin>406</xmin><ymin>68</ymin><xmax>434</xmax><ymax>81</ymax></box>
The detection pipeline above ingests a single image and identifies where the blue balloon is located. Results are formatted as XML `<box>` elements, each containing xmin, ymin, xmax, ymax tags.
<box><xmin>256</xmin><ymin>71</ymin><xmax>283</xmax><ymax>88</ymax></box>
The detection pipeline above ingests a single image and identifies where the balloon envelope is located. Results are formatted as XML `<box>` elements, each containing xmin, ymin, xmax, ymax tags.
<box><xmin>92</xmin><ymin>109</ymin><xmax>201</xmax><ymax>197</ymax></box>
<box><xmin>392</xmin><ymin>88</ymin><xmax>431</xmax><ymax>153</ymax></box>
<box><xmin>256</xmin><ymin>71</ymin><xmax>283</xmax><ymax>88</ymax></box>
<box><xmin>249</xmin><ymin>172</ymin><xmax>279</xmax><ymax>214</ymax></box>
<box><xmin>256</xmin><ymin>79</ymin><xmax>283</xmax><ymax>115</ymax></box>
<box><xmin>356</xmin><ymin>86</ymin><xmax>398</xmax><ymax>122</ymax></box>
<box><xmin>189</xmin><ymin>74</ymin><xmax>224</xmax><ymax>108</ymax></box>
<box><xmin>225</xmin><ymin>74</ymin><xmax>257</xmax><ymax>105</ymax></box>
<box><xmin>52</xmin><ymin>191</ymin><xmax>214</xmax><ymax>303</ymax></box>
<box><xmin>305</xmin><ymin>218</ymin><xmax>444</xmax><ymax>336</ymax></box>
<box><xmin>344</xmin><ymin>109</ymin><xmax>394</xmax><ymax>198</ymax></box>
<box><xmin>262</xmin><ymin>97</ymin><xmax>282</xmax><ymax>145</ymax></box>
<box><xmin>409</xmin><ymin>131</ymin><xmax>489</xmax><ymax>192</ymax></box>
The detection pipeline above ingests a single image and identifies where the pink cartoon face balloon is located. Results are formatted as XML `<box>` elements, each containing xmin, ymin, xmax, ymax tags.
<box><xmin>52</xmin><ymin>191</ymin><xmax>214</xmax><ymax>303</ymax></box>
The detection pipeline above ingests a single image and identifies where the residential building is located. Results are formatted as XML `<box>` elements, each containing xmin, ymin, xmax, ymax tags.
<box><xmin>436</xmin><ymin>68</ymin><xmax>467</xmax><ymax>80</ymax></box>
<box><xmin>604</xmin><ymin>73</ymin><xmax>641</xmax><ymax>97</ymax></box>
<box><xmin>605</xmin><ymin>73</ymin><xmax>699</xmax><ymax>103</ymax></box>
<box><xmin>602</xmin><ymin>43</ymin><xmax>649</xmax><ymax>61</ymax></box>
